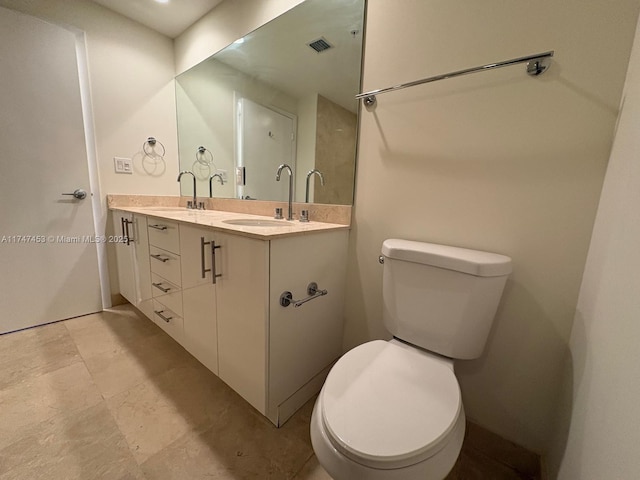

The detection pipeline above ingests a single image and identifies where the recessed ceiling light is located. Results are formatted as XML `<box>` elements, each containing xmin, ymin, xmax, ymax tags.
<box><xmin>154</xmin><ymin>0</ymin><xmax>169</xmax><ymax>4</ymax></box>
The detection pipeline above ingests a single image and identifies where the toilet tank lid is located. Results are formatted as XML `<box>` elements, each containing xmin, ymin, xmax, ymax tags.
<box><xmin>381</xmin><ymin>239</ymin><xmax>512</xmax><ymax>277</ymax></box>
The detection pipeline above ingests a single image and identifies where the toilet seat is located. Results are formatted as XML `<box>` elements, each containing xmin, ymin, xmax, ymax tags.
<box><xmin>320</xmin><ymin>340</ymin><xmax>462</xmax><ymax>470</ymax></box>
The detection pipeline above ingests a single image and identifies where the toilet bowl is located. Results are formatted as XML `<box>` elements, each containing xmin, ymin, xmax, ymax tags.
<box><xmin>311</xmin><ymin>340</ymin><xmax>465</xmax><ymax>480</ymax></box>
<box><xmin>310</xmin><ymin>239</ymin><xmax>512</xmax><ymax>480</ymax></box>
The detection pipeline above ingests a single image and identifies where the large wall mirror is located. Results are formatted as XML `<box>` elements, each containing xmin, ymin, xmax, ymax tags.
<box><xmin>175</xmin><ymin>0</ymin><xmax>365</xmax><ymax>206</ymax></box>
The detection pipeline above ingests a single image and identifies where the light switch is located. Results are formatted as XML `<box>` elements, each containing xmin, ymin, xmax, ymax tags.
<box><xmin>235</xmin><ymin>166</ymin><xmax>246</xmax><ymax>186</ymax></box>
<box><xmin>114</xmin><ymin>157</ymin><xmax>133</xmax><ymax>174</ymax></box>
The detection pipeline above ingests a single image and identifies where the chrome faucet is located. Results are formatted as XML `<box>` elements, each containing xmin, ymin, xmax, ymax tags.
<box><xmin>275</xmin><ymin>163</ymin><xmax>294</xmax><ymax>220</ymax></box>
<box><xmin>305</xmin><ymin>169</ymin><xmax>325</xmax><ymax>203</ymax></box>
<box><xmin>177</xmin><ymin>171</ymin><xmax>197</xmax><ymax>209</ymax></box>
<box><xmin>209</xmin><ymin>173</ymin><xmax>224</xmax><ymax>198</ymax></box>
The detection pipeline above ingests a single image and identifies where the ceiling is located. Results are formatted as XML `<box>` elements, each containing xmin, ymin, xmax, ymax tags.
<box><xmin>91</xmin><ymin>0</ymin><xmax>224</xmax><ymax>38</ymax></box>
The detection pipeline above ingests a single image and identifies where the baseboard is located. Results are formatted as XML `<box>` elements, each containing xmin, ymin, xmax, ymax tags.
<box><xmin>463</xmin><ymin>421</ymin><xmax>541</xmax><ymax>479</ymax></box>
<box><xmin>110</xmin><ymin>293</ymin><xmax>127</xmax><ymax>307</ymax></box>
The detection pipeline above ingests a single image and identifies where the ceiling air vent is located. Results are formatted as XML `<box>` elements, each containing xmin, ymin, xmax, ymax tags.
<box><xmin>307</xmin><ymin>37</ymin><xmax>333</xmax><ymax>53</ymax></box>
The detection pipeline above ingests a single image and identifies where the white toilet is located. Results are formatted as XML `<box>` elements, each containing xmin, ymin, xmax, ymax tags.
<box><xmin>310</xmin><ymin>239</ymin><xmax>512</xmax><ymax>480</ymax></box>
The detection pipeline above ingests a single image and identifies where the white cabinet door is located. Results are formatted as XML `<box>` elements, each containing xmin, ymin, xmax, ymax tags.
<box><xmin>132</xmin><ymin>214</ymin><xmax>152</xmax><ymax>318</ymax></box>
<box><xmin>113</xmin><ymin>211</ymin><xmax>136</xmax><ymax>304</ymax></box>
<box><xmin>182</xmin><ymin>285</ymin><xmax>217</xmax><ymax>373</ymax></box>
<box><xmin>215</xmin><ymin>231</ymin><xmax>269</xmax><ymax>414</ymax></box>
<box><xmin>180</xmin><ymin>224</ymin><xmax>219</xmax><ymax>374</ymax></box>
<box><xmin>112</xmin><ymin>212</ymin><xmax>152</xmax><ymax>317</ymax></box>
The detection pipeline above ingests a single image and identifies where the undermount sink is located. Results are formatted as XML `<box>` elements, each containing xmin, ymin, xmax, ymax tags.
<box><xmin>222</xmin><ymin>218</ymin><xmax>292</xmax><ymax>227</ymax></box>
<box><xmin>143</xmin><ymin>206</ymin><xmax>185</xmax><ymax>211</ymax></box>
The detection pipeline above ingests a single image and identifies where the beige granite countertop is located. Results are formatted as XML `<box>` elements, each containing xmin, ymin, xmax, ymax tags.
<box><xmin>107</xmin><ymin>195</ymin><xmax>352</xmax><ymax>226</ymax></box>
<box><xmin>112</xmin><ymin>206</ymin><xmax>349</xmax><ymax>240</ymax></box>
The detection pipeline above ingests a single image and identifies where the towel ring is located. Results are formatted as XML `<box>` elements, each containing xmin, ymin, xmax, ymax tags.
<box><xmin>196</xmin><ymin>146</ymin><xmax>214</xmax><ymax>165</ymax></box>
<box><xmin>143</xmin><ymin>137</ymin><xmax>166</xmax><ymax>158</ymax></box>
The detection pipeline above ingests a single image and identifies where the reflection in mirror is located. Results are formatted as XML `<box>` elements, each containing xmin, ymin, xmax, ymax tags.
<box><xmin>175</xmin><ymin>0</ymin><xmax>365</xmax><ymax>205</ymax></box>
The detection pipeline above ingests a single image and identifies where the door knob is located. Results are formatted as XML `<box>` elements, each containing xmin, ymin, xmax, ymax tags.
<box><xmin>61</xmin><ymin>189</ymin><xmax>87</xmax><ymax>200</ymax></box>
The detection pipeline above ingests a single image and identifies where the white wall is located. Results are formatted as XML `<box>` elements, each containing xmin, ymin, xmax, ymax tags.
<box><xmin>295</xmin><ymin>93</ymin><xmax>318</xmax><ymax>201</ymax></box>
<box><xmin>347</xmin><ymin>0</ymin><xmax>640</xmax><ymax>453</ymax></box>
<box><xmin>547</xmin><ymin>15</ymin><xmax>640</xmax><ymax>478</ymax></box>
<box><xmin>0</xmin><ymin>0</ymin><xmax>179</xmax><ymax>298</ymax></box>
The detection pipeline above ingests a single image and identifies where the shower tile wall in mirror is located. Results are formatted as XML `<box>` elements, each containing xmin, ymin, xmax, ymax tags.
<box><xmin>175</xmin><ymin>0</ymin><xmax>365</xmax><ymax>206</ymax></box>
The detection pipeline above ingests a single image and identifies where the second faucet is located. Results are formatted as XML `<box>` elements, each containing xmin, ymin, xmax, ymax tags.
<box><xmin>275</xmin><ymin>163</ymin><xmax>294</xmax><ymax>220</ymax></box>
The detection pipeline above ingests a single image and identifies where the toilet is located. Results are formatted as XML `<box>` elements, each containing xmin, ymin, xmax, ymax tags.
<box><xmin>310</xmin><ymin>239</ymin><xmax>512</xmax><ymax>480</ymax></box>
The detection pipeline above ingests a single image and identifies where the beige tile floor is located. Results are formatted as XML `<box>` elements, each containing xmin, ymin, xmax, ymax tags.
<box><xmin>0</xmin><ymin>305</ymin><xmax>535</xmax><ymax>480</ymax></box>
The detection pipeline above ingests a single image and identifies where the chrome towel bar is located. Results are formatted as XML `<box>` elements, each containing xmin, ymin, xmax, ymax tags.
<box><xmin>357</xmin><ymin>50</ymin><xmax>554</xmax><ymax>106</ymax></box>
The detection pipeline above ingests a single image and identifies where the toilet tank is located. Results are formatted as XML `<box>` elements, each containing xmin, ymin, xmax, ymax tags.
<box><xmin>381</xmin><ymin>239</ymin><xmax>512</xmax><ymax>360</ymax></box>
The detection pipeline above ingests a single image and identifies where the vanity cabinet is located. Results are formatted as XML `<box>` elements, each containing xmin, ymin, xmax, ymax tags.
<box><xmin>112</xmin><ymin>212</ymin><xmax>152</xmax><ymax>318</ymax></box>
<box><xmin>111</xmin><ymin>208</ymin><xmax>349</xmax><ymax>426</ymax></box>
<box><xmin>216</xmin><ymin>229</ymin><xmax>348</xmax><ymax>424</ymax></box>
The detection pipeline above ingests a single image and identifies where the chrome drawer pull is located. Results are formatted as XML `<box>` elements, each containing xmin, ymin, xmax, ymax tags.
<box><xmin>150</xmin><ymin>254</ymin><xmax>170</xmax><ymax>263</ymax></box>
<box><xmin>149</xmin><ymin>224</ymin><xmax>168</xmax><ymax>231</ymax></box>
<box><xmin>154</xmin><ymin>310</ymin><xmax>172</xmax><ymax>323</ymax></box>
<box><xmin>152</xmin><ymin>282</ymin><xmax>171</xmax><ymax>293</ymax></box>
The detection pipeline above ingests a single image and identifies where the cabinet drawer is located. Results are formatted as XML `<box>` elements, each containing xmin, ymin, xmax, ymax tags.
<box><xmin>152</xmin><ymin>299</ymin><xmax>184</xmax><ymax>345</ymax></box>
<box><xmin>148</xmin><ymin>220</ymin><xmax>180</xmax><ymax>254</ymax></box>
<box><xmin>149</xmin><ymin>246</ymin><xmax>181</xmax><ymax>286</ymax></box>
<box><xmin>151</xmin><ymin>273</ymin><xmax>182</xmax><ymax>316</ymax></box>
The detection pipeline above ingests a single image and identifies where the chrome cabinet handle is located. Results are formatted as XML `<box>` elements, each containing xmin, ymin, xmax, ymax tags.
<box><xmin>120</xmin><ymin>216</ymin><xmax>133</xmax><ymax>246</ymax></box>
<box><xmin>200</xmin><ymin>237</ymin><xmax>208</xmax><ymax>279</ymax></box>
<box><xmin>150</xmin><ymin>254</ymin><xmax>170</xmax><ymax>263</ymax></box>
<box><xmin>123</xmin><ymin>218</ymin><xmax>133</xmax><ymax>246</ymax></box>
<box><xmin>211</xmin><ymin>240</ymin><xmax>221</xmax><ymax>284</ymax></box>
<box><xmin>200</xmin><ymin>236</ymin><xmax>222</xmax><ymax>284</ymax></box>
<box><xmin>154</xmin><ymin>310</ymin><xmax>172</xmax><ymax>323</ymax></box>
<box><xmin>149</xmin><ymin>224</ymin><xmax>168</xmax><ymax>231</ymax></box>
<box><xmin>152</xmin><ymin>282</ymin><xmax>171</xmax><ymax>293</ymax></box>
<box><xmin>61</xmin><ymin>189</ymin><xmax>87</xmax><ymax>200</ymax></box>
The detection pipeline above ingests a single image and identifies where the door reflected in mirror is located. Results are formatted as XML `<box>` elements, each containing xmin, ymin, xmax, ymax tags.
<box><xmin>175</xmin><ymin>0</ymin><xmax>365</xmax><ymax>205</ymax></box>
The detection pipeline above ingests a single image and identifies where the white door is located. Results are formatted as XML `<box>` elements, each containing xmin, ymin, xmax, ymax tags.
<box><xmin>0</xmin><ymin>7</ymin><xmax>102</xmax><ymax>334</ymax></box>
<box><xmin>237</xmin><ymin>98</ymin><xmax>296</xmax><ymax>201</ymax></box>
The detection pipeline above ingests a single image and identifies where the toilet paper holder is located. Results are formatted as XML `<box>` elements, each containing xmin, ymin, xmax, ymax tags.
<box><xmin>280</xmin><ymin>282</ymin><xmax>327</xmax><ymax>308</ymax></box>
